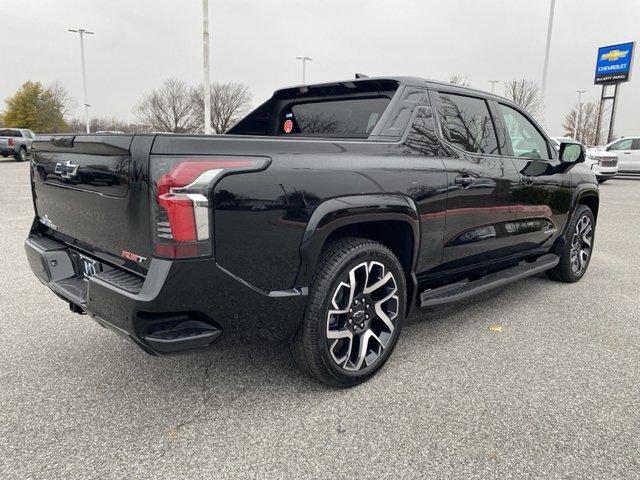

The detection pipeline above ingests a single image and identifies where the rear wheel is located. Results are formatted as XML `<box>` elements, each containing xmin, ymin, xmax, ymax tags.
<box><xmin>290</xmin><ymin>237</ymin><xmax>406</xmax><ymax>387</ymax></box>
<box><xmin>546</xmin><ymin>204</ymin><xmax>595</xmax><ymax>283</ymax></box>
<box><xmin>15</xmin><ymin>147</ymin><xmax>27</xmax><ymax>162</ymax></box>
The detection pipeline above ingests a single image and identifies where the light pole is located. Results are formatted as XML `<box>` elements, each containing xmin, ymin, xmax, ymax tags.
<box><xmin>202</xmin><ymin>0</ymin><xmax>212</xmax><ymax>134</ymax></box>
<box><xmin>68</xmin><ymin>28</ymin><xmax>94</xmax><ymax>133</ymax></box>
<box><xmin>574</xmin><ymin>89</ymin><xmax>586</xmax><ymax>140</ymax></box>
<box><xmin>540</xmin><ymin>0</ymin><xmax>556</xmax><ymax>108</ymax></box>
<box><xmin>488</xmin><ymin>80</ymin><xmax>499</xmax><ymax>94</ymax></box>
<box><xmin>295</xmin><ymin>56</ymin><xmax>312</xmax><ymax>84</ymax></box>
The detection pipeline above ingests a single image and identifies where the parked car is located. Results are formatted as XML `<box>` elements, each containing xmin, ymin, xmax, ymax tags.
<box><xmin>601</xmin><ymin>137</ymin><xmax>640</xmax><ymax>174</ymax></box>
<box><xmin>24</xmin><ymin>77</ymin><xmax>599</xmax><ymax>387</ymax></box>
<box><xmin>551</xmin><ymin>137</ymin><xmax>618</xmax><ymax>183</ymax></box>
<box><xmin>0</xmin><ymin>128</ymin><xmax>35</xmax><ymax>161</ymax></box>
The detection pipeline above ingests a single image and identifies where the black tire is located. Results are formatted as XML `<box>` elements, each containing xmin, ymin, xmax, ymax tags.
<box><xmin>14</xmin><ymin>147</ymin><xmax>27</xmax><ymax>162</ymax></box>
<box><xmin>290</xmin><ymin>237</ymin><xmax>406</xmax><ymax>387</ymax></box>
<box><xmin>546</xmin><ymin>204</ymin><xmax>595</xmax><ymax>283</ymax></box>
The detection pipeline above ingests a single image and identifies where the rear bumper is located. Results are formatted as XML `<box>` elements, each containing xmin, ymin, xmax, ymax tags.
<box><xmin>24</xmin><ymin>234</ymin><xmax>307</xmax><ymax>355</ymax></box>
<box><xmin>1</xmin><ymin>148</ymin><xmax>15</xmax><ymax>156</ymax></box>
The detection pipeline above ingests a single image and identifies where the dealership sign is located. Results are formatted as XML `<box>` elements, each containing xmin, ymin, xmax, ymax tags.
<box><xmin>594</xmin><ymin>42</ymin><xmax>635</xmax><ymax>83</ymax></box>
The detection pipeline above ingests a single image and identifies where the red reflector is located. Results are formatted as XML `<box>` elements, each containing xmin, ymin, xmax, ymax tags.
<box><xmin>154</xmin><ymin>243</ymin><xmax>199</xmax><ymax>258</ymax></box>
<box><xmin>158</xmin><ymin>194</ymin><xmax>197</xmax><ymax>241</ymax></box>
<box><xmin>157</xmin><ymin>160</ymin><xmax>254</xmax><ymax>197</ymax></box>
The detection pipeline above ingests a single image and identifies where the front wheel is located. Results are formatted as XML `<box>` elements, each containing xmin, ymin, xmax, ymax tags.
<box><xmin>290</xmin><ymin>237</ymin><xmax>406</xmax><ymax>387</ymax></box>
<box><xmin>546</xmin><ymin>205</ymin><xmax>595</xmax><ymax>283</ymax></box>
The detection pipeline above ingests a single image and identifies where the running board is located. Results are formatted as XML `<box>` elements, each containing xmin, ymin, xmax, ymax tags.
<box><xmin>419</xmin><ymin>254</ymin><xmax>559</xmax><ymax>308</ymax></box>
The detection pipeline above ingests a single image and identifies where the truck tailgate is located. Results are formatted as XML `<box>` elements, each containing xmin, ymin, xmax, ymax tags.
<box><xmin>30</xmin><ymin>134</ymin><xmax>154</xmax><ymax>273</ymax></box>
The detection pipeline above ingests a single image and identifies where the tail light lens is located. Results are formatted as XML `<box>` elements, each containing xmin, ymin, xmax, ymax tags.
<box><xmin>150</xmin><ymin>156</ymin><xmax>270</xmax><ymax>259</ymax></box>
<box><xmin>8</xmin><ymin>138</ymin><xmax>14</xmax><ymax>147</ymax></box>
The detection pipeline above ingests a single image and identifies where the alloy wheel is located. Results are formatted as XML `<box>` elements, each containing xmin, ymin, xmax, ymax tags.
<box><xmin>570</xmin><ymin>214</ymin><xmax>593</xmax><ymax>275</ymax></box>
<box><xmin>326</xmin><ymin>261</ymin><xmax>399</xmax><ymax>372</ymax></box>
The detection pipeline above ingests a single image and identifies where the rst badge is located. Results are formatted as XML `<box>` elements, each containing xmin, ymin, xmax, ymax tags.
<box><xmin>121</xmin><ymin>250</ymin><xmax>147</xmax><ymax>264</ymax></box>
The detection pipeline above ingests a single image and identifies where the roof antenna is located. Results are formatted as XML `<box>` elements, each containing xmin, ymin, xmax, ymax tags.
<box><xmin>355</xmin><ymin>73</ymin><xmax>369</xmax><ymax>79</ymax></box>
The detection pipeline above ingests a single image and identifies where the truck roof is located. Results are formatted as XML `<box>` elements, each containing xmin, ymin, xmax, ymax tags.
<box><xmin>275</xmin><ymin>75</ymin><xmax>509</xmax><ymax>103</ymax></box>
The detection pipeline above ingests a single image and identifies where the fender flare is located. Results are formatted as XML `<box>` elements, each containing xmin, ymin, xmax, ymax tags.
<box><xmin>573</xmin><ymin>184</ymin><xmax>599</xmax><ymax>219</ymax></box>
<box><xmin>294</xmin><ymin>194</ymin><xmax>421</xmax><ymax>289</ymax></box>
<box><xmin>552</xmin><ymin>184</ymin><xmax>599</xmax><ymax>255</ymax></box>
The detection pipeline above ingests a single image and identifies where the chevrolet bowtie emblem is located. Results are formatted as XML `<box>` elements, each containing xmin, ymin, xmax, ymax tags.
<box><xmin>54</xmin><ymin>160</ymin><xmax>79</xmax><ymax>179</ymax></box>
<box><xmin>601</xmin><ymin>49</ymin><xmax>629</xmax><ymax>62</ymax></box>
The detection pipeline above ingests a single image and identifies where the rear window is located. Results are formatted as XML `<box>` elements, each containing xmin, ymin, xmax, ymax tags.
<box><xmin>0</xmin><ymin>129</ymin><xmax>22</xmax><ymax>137</ymax></box>
<box><xmin>279</xmin><ymin>97</ymin><xmax>390</xmax><ymax>138</ymax></box>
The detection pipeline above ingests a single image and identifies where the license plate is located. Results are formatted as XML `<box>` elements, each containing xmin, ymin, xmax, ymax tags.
<box><xmin>79</xmin><ymin>255</ymin><xmax>100</xmax><ymax>278</ymax></box>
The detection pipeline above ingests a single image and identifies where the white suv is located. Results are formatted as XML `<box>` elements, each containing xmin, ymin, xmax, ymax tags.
<box><xmin>603</xmin><ymin>137</ymin><xmax>640</xmax><ymax>174</ymax></box>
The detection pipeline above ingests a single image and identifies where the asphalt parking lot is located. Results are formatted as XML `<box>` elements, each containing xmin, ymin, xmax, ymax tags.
<box><xmin>1</xmin><ymin>159</ymin><xmax>639</xmax><ymax>479</ymax></box>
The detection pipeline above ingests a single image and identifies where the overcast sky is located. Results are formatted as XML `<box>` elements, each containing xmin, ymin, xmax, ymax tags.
<box><xmin>1</xmin><ymin>0</ymin><xmax>638</xmax><ymax>137</ymax></box>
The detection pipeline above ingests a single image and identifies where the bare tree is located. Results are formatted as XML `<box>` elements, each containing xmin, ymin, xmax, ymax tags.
<box><xmin>193</xmin><ymin>82</ymin><xmax>252</xmax><ymax>133</ymax></box>
<box><xmin>66</xmin><ymin>116</ymin><xmax>149</xmax><ymax>133</ymax></box>
<box><xmin>134</xmin><ymin>78</ymin><xmax>201</xmax><ymax>133</ymax></box>
<box><xmin>296</xmin><ymin>113</ymin><xmax>344</xmax><ymax>135</ymax></box>
<box><xmin>48</xmin><ymin>81</ymin><xmax>75</xmax><ymax>118</ymax></box>
<box><xmin>562</xmin><ymin>101</ymin><xmax>599</xmax><ymax>146</ymax></box>
<box><xmin>504</xmin><ymin>78</ymin><xmax>542</xmax><ymax>120</ymax></box>
<box><xmin>449</xmin><ymin>75</ymin><xmax>471</xmax><ymax>87</ymax></box>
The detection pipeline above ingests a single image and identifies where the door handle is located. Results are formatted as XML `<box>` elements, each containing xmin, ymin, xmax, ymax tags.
<box><xmin>623</xmin><ymin>152</ymin><xmax>631</xmax><ymax>155</ymax></box>
<box><xmin>522</xmin><ymin>175</ymin><xmax>535</xmax><ymax>185</ymax></box>
<box><xmin>455</xmin><ymin>175</ymin><xmax>474</xmax><ymax>188</ymax></box>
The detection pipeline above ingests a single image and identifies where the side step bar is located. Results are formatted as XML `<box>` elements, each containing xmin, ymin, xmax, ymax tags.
<box><xmin>419</xmin><ymin>253</ymin><xmax>559</xmax><ymax>308</ymax></box>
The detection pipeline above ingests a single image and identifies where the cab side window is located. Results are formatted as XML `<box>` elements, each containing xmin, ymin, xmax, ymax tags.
<box><xmin>608</xmin><ymin>138</ymin><xmax>633</xmax><ymax>151</ymax></box>
<box><xmin>498</xmin><ymin>104</ymin><xmax>550</xmax><ymax>160</ymax></box>
<box><xmin>435</xmin><ymin>93</ymin><xmax>499</xmax><ymax>154</ymax></box>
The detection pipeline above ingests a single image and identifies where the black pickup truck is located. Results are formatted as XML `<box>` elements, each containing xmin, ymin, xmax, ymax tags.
<box><xmin>24</xmin><ymin>77</ymin><xmax>598</xmax><ymax>387</ymax></box>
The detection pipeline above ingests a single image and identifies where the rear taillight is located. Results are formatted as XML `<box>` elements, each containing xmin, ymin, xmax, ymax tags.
<box><xmin>8</xmin><ymin>138</ymin><xmax>14</xmax><ymax>147</ymax></box>
<box><xmin>150</xmin><ymin>156</ymin><xmax>269</xmax><ymax>259</ymax></box>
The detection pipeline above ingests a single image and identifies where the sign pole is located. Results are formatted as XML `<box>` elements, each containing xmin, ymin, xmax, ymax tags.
<box><xmin>595</xmin><ymin>84</ymin><xmax>621</xmax><ymax>145</ymax></box>
<box><xmin>595</xmin><ymin>86</ymin><xmax>604</xmax><ymax>146</ymax></box>
<box><xmin>607</xmin><ymin>83</ymin><xmax>619</xmax><ymax>143</ymax></box>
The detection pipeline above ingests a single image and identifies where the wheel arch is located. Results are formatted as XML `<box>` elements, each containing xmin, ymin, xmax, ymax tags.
<box><xmin>295</xmin><ymin>194</ymin><xmax>420</xmax><ymax>314</ymax></box>
<box><xmin>577</xmin><ymin>192</ymin><xmax>599</xmax><ymax>220</ymax></box>
<box><xmin>552</xmin><ymin>187</ymin><xmax>599</xmax><ymax>257</ymax></box>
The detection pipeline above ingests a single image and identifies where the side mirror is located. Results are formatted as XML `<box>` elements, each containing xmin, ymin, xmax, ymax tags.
<box><xmin>559</xmin><ymin>141</ymin><xmax>585</xmax><ymax>164</ymax></box>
